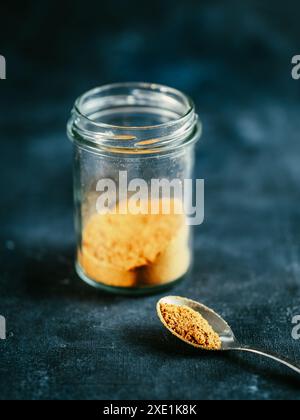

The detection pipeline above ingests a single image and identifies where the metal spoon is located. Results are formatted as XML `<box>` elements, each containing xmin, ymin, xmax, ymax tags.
<box><xmin>157</xmin><ymin>296</ymin><xmax>300</xmax><ymax>375</ymax></box>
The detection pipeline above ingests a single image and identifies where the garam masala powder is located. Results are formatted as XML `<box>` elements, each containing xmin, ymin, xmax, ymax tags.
<box><xmin>160</xmin><ymin>303</ymin><xmax>222</xmax><ymax>350</ymax></box>
<box><xmin>78</xmin><ymin>198</ymin><xmax>191</xmax><ymax>288</ymax></box>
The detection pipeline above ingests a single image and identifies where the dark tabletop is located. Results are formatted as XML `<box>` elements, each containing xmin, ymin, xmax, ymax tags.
<box><xmin>0</xmin><ymin>0</ymin><xmax>300</xmax><ymax>400</ymax></box>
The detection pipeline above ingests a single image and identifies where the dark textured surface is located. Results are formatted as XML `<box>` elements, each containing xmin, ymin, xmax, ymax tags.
<box><xmin>1</xmin><ymin>0</ymin><xmax>300</xmax><ymax>400</ymax></box>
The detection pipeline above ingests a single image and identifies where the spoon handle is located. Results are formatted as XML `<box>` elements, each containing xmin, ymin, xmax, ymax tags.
<box><xmin>235</xmin><ymin>346</ymin><xmax>300</xmax><ymax>375</ymax></box>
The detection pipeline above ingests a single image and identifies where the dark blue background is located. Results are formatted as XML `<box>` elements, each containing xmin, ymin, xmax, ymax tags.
<box><xmin>0</xmin><ymin>0</ymin><xmax>300</xmax><ymax>400</ymax></box>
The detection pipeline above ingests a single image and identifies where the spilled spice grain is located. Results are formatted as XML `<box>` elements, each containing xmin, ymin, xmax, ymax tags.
<box><xmin>160</xmin><ymin>303</ymin><xmax>222</xmax><ymax>350</ymax></box>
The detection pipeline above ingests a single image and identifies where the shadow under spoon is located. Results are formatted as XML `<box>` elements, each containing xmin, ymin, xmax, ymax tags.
<box><xmin>157</xmin><ymin>296</ymin><xmax>300</xmax><ymax>375</ymax></box>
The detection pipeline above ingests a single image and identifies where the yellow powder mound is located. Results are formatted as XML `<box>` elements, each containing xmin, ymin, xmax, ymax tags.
<box><xmin>139</xmin><ymin>223</ymin><xmax>190</xmax><ymax>286</ymax></box>
<box><xmin>160</xmin><ymin>303</ymin><xmax>222</xmax><ymax>350</ymax></box>
<box><xmin>78</xmin><ymin>198</ymin><xmax>190</xmax><ymax>288</ymax></box>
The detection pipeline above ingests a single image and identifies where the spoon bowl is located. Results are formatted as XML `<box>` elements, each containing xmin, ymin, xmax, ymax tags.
<box><xmin>157</xmin><ymin>296</ymin><xmax>239</xmax><ymax>350</ymax></box>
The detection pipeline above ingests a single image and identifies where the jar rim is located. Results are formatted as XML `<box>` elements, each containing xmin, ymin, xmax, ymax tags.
<box><xmin>74</xmin><ymin>82</ymin><xmax>195</xmax><ymax>131</ymax></box>
<box><xmin>68</xmin><ymin>82</ymin><xmax>202</xmax><ymax>155</ymax></box>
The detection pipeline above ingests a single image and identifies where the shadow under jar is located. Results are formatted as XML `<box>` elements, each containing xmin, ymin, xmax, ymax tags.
<box><xmin>67</xmin><ymin>83</ymin><xmax>202</xmax><ymax>295</ymax></box>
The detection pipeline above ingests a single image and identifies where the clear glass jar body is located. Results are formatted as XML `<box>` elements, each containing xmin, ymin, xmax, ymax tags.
<box><xmin>68</xmin><ymin>83</ymin><xmax>201</xmax><ymax>295</ymax></box>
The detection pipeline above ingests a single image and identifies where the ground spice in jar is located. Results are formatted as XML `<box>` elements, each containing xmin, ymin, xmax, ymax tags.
<box><xmin>78</xmin><ymin>198</ymin><xmax>190</xmax><ymax>288</ymax></box>
<box><xmin>160</xmin><ymin>303</ymin><xmax>222</xmax><ymax>350</ymax></box>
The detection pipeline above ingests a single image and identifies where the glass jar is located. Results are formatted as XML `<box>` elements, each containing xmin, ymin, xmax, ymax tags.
<box><xmin>67</xmin><ymin>83</ymin><xmax>201</xmax><ymax>295</ymax></box>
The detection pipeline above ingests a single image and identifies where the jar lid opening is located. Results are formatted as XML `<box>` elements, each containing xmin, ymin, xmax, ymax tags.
<box><xmin>68</xmin><ymin>83</ymin><xmax>201</xmax><ymax>155</ymax></box>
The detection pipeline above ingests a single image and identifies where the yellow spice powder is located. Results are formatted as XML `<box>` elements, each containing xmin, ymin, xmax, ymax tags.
<box><xmin>160</xmin><ymin>303</ymin><xmax>222</xmax><ymax>350</ymax></box>
<box><xmin>78</xmin><ymin>198</ymin><xmax>190</xmax><ymax>288</ymax></box>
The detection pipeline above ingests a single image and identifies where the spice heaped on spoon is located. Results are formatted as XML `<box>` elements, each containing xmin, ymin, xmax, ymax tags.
<box><xmin>159</xmin><ymin>302</ymin><xmax>221</xmax><ymax>350</ymax></box>
<box><xmin>157</xmin><ymin>296</ymin><xmax>300</xmax><ymax>375</ymax></box>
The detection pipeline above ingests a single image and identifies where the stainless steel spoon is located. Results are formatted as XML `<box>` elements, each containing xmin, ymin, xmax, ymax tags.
<box><xmin>157</xmin><ymin>296</ymin><xmax>300</xmax><ymax>375</ymax></box>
